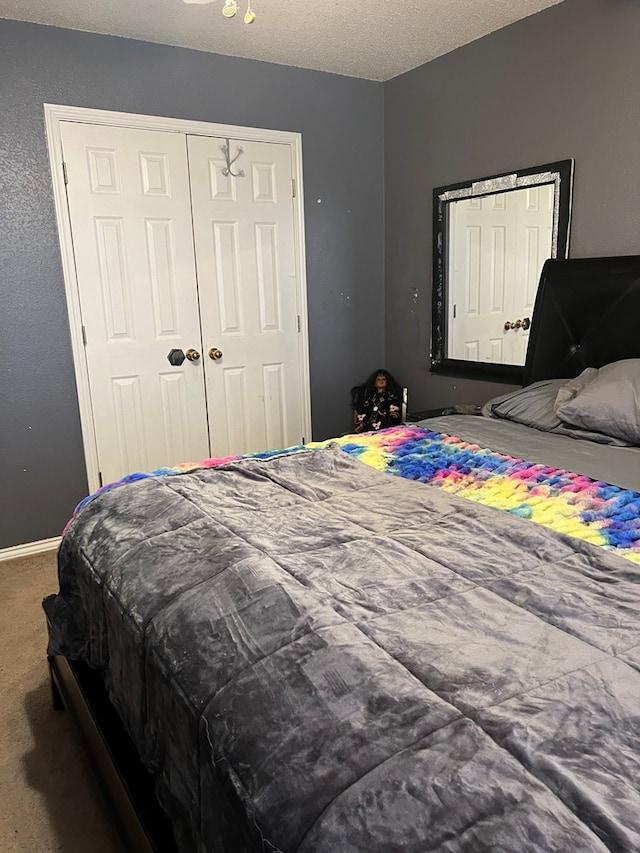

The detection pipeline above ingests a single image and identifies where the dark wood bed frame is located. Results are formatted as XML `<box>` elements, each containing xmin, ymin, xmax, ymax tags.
<box><xmin>47</xmin><ymin>649</ymin><xmax>178</xmax><ymax>851</ymax></box>
<box><xmin>45</xmin><ymin>254</ymin><xmax>640</xmax><ymax>852</ymax></box>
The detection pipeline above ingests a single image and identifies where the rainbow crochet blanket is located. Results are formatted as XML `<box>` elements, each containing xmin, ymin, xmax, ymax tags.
<box><xmin>68</xmin><ymin>425</ymin><xmax>640</xmax><ymax>564</ymax></box>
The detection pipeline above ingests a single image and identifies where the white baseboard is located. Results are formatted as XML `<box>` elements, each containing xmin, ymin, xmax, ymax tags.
<box><xmin>0</xmin><ymin>536</ymin><xmax>61</xmax><ymax>563</ymax></box>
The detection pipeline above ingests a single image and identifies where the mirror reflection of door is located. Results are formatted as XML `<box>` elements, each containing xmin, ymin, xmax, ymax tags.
<box><xmin>447</xmin><ymin>184</ymin><xmax>553</xmax><ymax>365</ymax></box>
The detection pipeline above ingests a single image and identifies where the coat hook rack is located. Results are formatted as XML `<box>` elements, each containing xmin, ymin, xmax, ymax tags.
<box><xmin>221</xmin><ymin>139</ymin><xmax>244</xmax><ymax>177</ymax></box>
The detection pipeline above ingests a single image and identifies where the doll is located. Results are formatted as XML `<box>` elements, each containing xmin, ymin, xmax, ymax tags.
<box><xmin>351</xmin><ymin>369</ymin><xmax>403</xmax><ymax>433</ymax></box>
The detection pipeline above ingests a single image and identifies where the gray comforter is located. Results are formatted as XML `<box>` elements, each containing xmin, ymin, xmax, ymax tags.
<box><xmin>46</xmin><ymin>444</ymin><xmax>640</xmax><ymax>852</ymax></box>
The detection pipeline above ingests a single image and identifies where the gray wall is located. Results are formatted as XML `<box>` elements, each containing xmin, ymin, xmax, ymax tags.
<box><xmin>7</xmin><ymin>0</ymin><xmax>640</xmax><ymax>550</ymax></box>
<box><xmin>385</xmin><ymin>0</ymin><xmax>640</xmax><ymax>413</ymax></box>
<box><xmin>0</xmin><ymin>20</ymin><xmax>384</xmax><ymax>549</ymax></box>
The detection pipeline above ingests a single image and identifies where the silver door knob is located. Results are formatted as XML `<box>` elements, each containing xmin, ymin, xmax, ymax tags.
<box><xmin>208</xmin><ymin>348</ymin><xmax>223</xmax><ymax>360</ymax></box>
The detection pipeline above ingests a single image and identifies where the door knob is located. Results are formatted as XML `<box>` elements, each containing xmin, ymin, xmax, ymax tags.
<box><xmin>504</xmin><ymin>321</ymin><xmax>514</xmax><ymax>331</ymax></box>
<box><xmin>522</xmin><ymin>317</ymin><xmax>531</xmax><ymax>330</ymax></box>
<box><xmin>185</xmin><ymin>348</ymin><xmax>201</xmax><ymax>361</ymax></box>
<box><xmin>208</xmin><ymin>347</ymin><xmax>223</xmax><ymax>360</ymax></box>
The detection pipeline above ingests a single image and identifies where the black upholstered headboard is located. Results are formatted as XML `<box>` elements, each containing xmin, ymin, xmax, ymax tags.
<box><xmin>523</xmin><ymin>256</ymin><xmax>640</xmax><ymax>386</ymax></box>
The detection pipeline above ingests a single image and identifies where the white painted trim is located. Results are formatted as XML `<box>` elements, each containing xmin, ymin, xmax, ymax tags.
<box><xmin>44</xmin><ymin>107</ymin><xmax>102</xmax><ymax>493</ymax></box>
<box><xmin>45</xmin><ymin>103</ymin><xmax>307</xmax><ymax>146</ymax></box>
<box><xmin>290</xmin><ymin>133</ymin><xmax>313</xmax><ymax>443</ymax></box>
<box><xmin>44</xmin><ymin>104</ymin><xmax>312</xmax><ymax>489</ymax></box>
<box><xmin>0</xmin><ymin>536</ymin><xmax>61</xmax><ymax>563</ymax></box>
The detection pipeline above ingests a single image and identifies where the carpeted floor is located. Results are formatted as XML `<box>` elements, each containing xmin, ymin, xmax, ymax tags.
<box><xmin>0</xmin><ymin>550</ymin><xmax>124</xmax><ymax>852</ymax></box>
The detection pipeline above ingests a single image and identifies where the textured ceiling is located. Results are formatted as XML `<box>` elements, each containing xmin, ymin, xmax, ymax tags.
<box><xmin>0</xmin><ymin>0</ymin><xmax>564</xmax><ymax>81</ymax></box>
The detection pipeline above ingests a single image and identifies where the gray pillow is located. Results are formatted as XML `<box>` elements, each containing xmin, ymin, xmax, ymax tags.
<box><xmin>553</xmin><ymin>367</ymin><xmax>598</xmax><ymax>412</ymax></box>
<box><xmin>555</xmin><ymin>359</ymin><xmax>640</xmax><ymax>445</ymax></box>
<box><xmin>482</xmin><ymin>379</ymin><xmax>566</xmax><ymax>430</ymax></box>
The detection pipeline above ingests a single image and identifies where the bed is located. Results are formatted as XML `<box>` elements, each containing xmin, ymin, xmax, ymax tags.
<box><xmin>45</xmin><ymin>256</ymin><xmax>640</xmax><ymax>853</ymax></box>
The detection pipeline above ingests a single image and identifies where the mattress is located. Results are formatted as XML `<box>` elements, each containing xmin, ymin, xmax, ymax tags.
<box><xmin>46</xmin><ymin>432</ymin><xmax>640</xmax><ymax>852</ymax></box>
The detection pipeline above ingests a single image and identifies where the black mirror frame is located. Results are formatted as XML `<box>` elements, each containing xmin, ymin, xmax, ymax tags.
<box><xmin>430</xmin><ymin>159</ymin><xmax>574</xmax><ymax>383</ymax></box>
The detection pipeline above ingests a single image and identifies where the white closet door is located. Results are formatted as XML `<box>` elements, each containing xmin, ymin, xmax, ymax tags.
<box><xmin>61</xmin><ymin>122</ymin><xmax>210</xmax><ymax>483</ymax></box>
<box><xmin>187</xmin><ymin>135</ymin><xmax>304</xmax><ymax>456</ymax></box>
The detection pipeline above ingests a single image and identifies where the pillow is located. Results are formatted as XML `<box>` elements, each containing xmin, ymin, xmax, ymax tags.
<box><xmin>553</xmin><ymin>367</ymin><xmax>598</xmax><ymax>412</ymax></box>
<box><xmin>482</xmin><ymin>379</ymin><xmax>566</xmax><ymax>431</ymax></box>
<box><xmin>555</xmin><ymin>359</ymin><xmax>640</xmax><ymax>444</ymax></box>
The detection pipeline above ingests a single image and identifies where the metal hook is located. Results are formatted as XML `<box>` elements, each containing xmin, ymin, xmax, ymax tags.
<box><xmin>221</xmin><ymin>139</ymin><xmax>244</xmax><ymax>177</ymax></box>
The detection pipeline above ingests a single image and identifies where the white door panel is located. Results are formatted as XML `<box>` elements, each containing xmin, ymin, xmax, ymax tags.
<box><xmin>187</xmin><ymin>135</ymin><xmax>303</xmax><ymax>456</ymax></box>
<box><xmin>449</xmin><ymin>194</ymin><xmax>517</xmax><ymax>363</ymax></box>
<box><xmin>509</xmin><ymin>185</ymin><xmax>554</xmax><ymax>362</ymax></box>
<box><xmin>61</xmin><ymin>122</ymin><xmax>210</xmax><ymax>483</ymax></box>
<box><xmin>449</xmin><ymin>184</ymin><xmax>554</xmax><ymax>365</ymax></box>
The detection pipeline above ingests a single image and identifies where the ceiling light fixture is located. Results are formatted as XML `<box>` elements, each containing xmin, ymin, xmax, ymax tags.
<box><xmin>182</xmin><ymin>0</ymin><xmax>256</xmax><ymax>25</ymax></box>
<box><xmin>221</xmin><ymin>0</ymin><xmax>237</xmax><ymax>17</ymax></box>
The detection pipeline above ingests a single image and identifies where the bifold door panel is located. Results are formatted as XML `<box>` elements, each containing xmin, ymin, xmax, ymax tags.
<box><xmin>61</xmin><ymin>122</ymin><xmax>210</xmax><ymax>484</ymax></box>
<box><xmin>187</xmin><ymin>134</ymin><xmax>302</xmax><ymax>457</ymax></box>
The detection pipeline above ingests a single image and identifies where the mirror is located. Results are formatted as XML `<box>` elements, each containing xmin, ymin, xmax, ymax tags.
<box><xmin>431</xmin><ymin>160</ymin><xmax>574</xmax><ymax>382</ymax></box>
